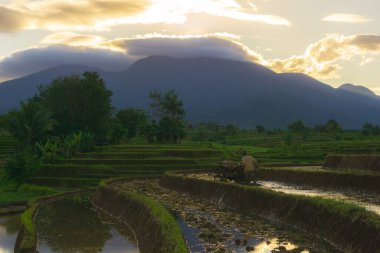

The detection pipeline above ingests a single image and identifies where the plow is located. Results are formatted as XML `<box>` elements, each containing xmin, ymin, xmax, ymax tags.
<box><xmin>213</xmin><ymin>162</ymin><xmax>246</xmax><ymax>183</ymax></box>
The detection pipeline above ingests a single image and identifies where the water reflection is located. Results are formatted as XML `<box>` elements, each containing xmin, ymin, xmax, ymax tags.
<box><xmin>259</xmin><ymin>181</ymin><xmax>380</xmax><ymax>215</ymax></box>
<box><xmin>36</xmin><ymin>195</ymin><xmax>139</xmax><ymax>253</ymax></box>
<box><xmin>0</xmin><ymin>214</ymin><xmax>20</xmax><ymax>253</ymax></box>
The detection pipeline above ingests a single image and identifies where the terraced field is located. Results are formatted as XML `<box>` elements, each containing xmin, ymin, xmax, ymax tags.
<box><xmin>220</xmin><ymin>132</ymin><xmax>380</xmax><ymax>164</ymax></box>
<box><xmin>0</xmin><ymin>135</ymin><xmax>19</xmax><ymax>168</ymax></box>
<box><xmin>29</xmin><ymin>144</ymin><xmax>234</xmax><ymax>187</ymax></box>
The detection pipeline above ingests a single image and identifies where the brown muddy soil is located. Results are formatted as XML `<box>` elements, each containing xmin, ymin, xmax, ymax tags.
<box><xmin>113</xmin><ymin>179</ymin><xmax>341</xmax><ymax>253</ymax></box>
<box><xmin>190</xmin><ymin>173</ymin><xmax>380</xmax><ymax>216</ymax></box>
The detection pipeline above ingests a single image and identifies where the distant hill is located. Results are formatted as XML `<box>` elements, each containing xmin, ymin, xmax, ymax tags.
<box><xmin>1</xmin><ymin>56</ymin><xmax>380</xmax><ymax>129</ymax></box>
<box><xmin>338</xmin><ymin>83</ymin><xmax>378</xmax><ymax>98</ymax></box>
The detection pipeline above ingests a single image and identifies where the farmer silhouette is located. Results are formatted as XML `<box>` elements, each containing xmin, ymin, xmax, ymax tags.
<box><xmin>241</xmin><ymin>150</ymin><xmax>258</xmax><ymax>184</ymax></box>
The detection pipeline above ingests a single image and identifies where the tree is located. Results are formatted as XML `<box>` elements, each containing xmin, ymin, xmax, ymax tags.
<box><xmin>38</xmin><ymin>72</ymin><xmax>112</xmax><ymax>142</ymax></box>
<box><xmin>116</xmin><ymin>108</ymin><xmax>148</xmax><ymax>139</ymax></box>
<box><xmin>149</xmin><ymin>89</ymin><xmax>185</xmax><ymax>120</ymax></box>
<box><xmin>313</xmin><ymin>124</ymin><xmax>327</xmax><ymax>133</ymax></box>
<box><xmin>4</xmin><ymin>151</ymin><xmax>40</xmax><ymax>182</ymax></box>
<box><xmin>7</xmin><ymin>101</ymin><xmax>56</xmax><ymax>146</ymax></box>
<box><xmin>287</xmin><ymin>120</ymin><xmax>306</xmax><ymax>133</ymax></box>
<box><xmin>149</xmin><ymin>89</ymin><xmax>186</xmax><ymax>143</ymax></box>
<box><xmin>362</xmin><ymin>122</ymin><xmax>380</xmax><ymax>136</ymax></box>
<box><xmin>256</xmin><ymin>125</ymin><xmax>265</xmax><ymax>133</ymax></box>
<box><xmin>326</xmin><ymin>119</ymin><xmax>342</xmax><ymax>134</ymax></box>
<box><xmin>157</xmin><ymin>117</ymin><xmax>186</xmax><ymax>143</ymax></box>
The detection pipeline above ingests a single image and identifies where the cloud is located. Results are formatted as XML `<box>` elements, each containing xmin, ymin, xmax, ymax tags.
<box><xmin>108</xmin><ymin>34</ymin><xmax>263</xmax><ymax>62</ymax></box>
<box><xmin>0</xmin><ymin>6</ymin><xmax>28</xmax><ymax>32</ymax></box>
<box><xmin>42</xmin><ymin>32</ymin><xmax>105</xmax><ymax>47</ymax></box>
<box><xmin>0</xmin><ymin>45</ymin><xmax>132</xmax><ymax>80</ymax></box>
<box><xmin>42</xmin><ymin>32</ymin><xmax>264</xmax><ymax>61</ymax></box>
<box><xmin>0</xmin><ymin>0</ymin><xmax>290</xmax><ymax>33</ymax></box>
<box><xmin>0</xmin><ymin>33</ymin><xmax>265</xmax><ymax>80</ymax></box>
<box><xmin>268</xmin><ymin>34</ymin><xmax>380</xmax><ymax>79</ymax></box>
<box><xmin>1</xmin><ymin>33</ymin><xmax>379</xmax><ymax>82</ymax></box>
<box><xmin>322</xmin><ymin>13</ymin><xmax>371</xmax><ymax>23</ymax></box>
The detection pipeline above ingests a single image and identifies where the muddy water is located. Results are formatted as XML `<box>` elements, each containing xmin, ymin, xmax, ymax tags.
<box><xmin>258</xmin><ymin>181</ymin><xmax>380</xmax><ymax>215</ymax></box>
<box><xmin>0</xmin><ymin>214</ymin><xmax>20</xmax><ymax>253</ymax></box>
<box><xmin>35</xmin><ymin>194</ymin><xmax>139</xmax><ymax>253</ymax></box>
<box><xmin>190</xmin><ymin>173</ymin><xmax>380</xmax><ymax>216</ymax></box>
<box><xmin>116</xmin><ymin>179</ymin><xmax>341</xmax><ymax>253</ymax></box>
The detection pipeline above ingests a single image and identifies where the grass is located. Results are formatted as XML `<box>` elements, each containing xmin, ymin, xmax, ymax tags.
<box><xmin>125</xmin><ymin>191</ymin><xmax>189</xmax><ymax>253</ymax></box>
<box><xmin>26</xmin><ymin>143</ymin><xmax>227</xmax><ymax>188</ymax></box>
<box><xmin>0</xmin><ymin>181</ymin><xmax>61</xmax><ymax>207</ymax></box>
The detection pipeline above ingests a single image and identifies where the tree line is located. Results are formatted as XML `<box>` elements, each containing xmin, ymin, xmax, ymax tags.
<box><xmin>0</xmin><ymin>72</ymin><xmax>186</xmax><ymax>181</ymax></box>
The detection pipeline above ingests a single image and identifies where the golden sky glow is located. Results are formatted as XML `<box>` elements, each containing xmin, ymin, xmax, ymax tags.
<box><xmin>0</xmin><ymin>0</ymin><xmax>379</xmax><ymax>92</ymax></box>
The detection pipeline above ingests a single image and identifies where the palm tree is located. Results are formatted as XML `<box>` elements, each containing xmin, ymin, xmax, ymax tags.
<box><xmin>8</xmin><ymin>101</ymin><xmax>56</xmax><ymax>146</ymax></box>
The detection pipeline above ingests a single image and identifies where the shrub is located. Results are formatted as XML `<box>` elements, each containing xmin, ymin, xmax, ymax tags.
<box><xmin>80</xmin><ymin>131</ymin><xmax>95</xmax><ymax>152</ymax></box>
<box><xmin>36</xmin><ymin>139</ymin><xmax>59</xmax><ymax>164</ymax></box>
<box><xmin>3</xmin><ymin>151</ymin><xmax>40</xmax><ymax>183</ymax></box>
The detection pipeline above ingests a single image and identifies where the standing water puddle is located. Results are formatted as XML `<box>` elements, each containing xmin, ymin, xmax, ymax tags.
<box><xmin>178</xmin><ymin>207</ymin><xmax>312</xmax><ymax>253</ymax></box>
<box><xmin>259</xmin><ymin>181</ymin><xmax>380</xmax><ymax>215</ymax></box>
<box><xmin>35</xmin><ymin>194</ymin><xmax>139</xmax><ymax>253</ymax></box>
<box><xmin>0</xmin><ymin>214</ymin><xmax>20</xmax><ymax>253</ymax></box>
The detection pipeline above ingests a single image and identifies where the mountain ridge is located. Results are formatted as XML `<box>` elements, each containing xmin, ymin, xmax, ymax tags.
<box><xmin>0</xmin><ymin>56</ymin><xmax>379</xmax><ymax>128</ymax></box>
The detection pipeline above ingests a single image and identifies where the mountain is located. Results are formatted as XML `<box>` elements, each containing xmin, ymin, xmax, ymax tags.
<box><xmin>338</xmin><ymin>83</ymin><xmax>378</xmax><ymax>98</ymax></box>
<box><xmin>1</xmin><ymin>56</ymin><xmax>380</xmax><ymax>128</ymax></box>
<box><xmin>0</xmin><ymin>65</ymin><xmax>102</xmax><ymax>113</ymax></box>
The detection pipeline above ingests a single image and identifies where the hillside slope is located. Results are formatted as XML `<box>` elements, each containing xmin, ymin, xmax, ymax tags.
<box><xmin>1</xmin><ymin>56</ymin><xmax>380</xmax><ymax>128</ymax></box>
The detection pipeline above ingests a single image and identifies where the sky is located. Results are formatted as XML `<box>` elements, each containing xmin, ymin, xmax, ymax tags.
<box><xmin>0</xmin><ymin>0</ymin><xmax>379</xmax><ymax>93</ymax></box>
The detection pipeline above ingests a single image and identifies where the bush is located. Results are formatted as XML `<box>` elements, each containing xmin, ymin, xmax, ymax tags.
<box><xmin>3</xmin><ymin>151</ymin><xmax>40</xmax><ymax>183</ymax></box>
<box><xmin>80</xmin><ymin>131</ymin><xmax>95</xmax><ymax>152</ymax></box>
<box><xmin>62</xmin><ymin>132</ymin><xmax>82</xmax><ymax>158</ymax></box>
<box><xmin>36</xmin><ymin>139</ymin><xmax>59</xmax><ymax>164</ymax></box>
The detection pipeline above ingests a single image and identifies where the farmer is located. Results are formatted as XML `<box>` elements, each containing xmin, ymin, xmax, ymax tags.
<box><xmin>241</xmin><ymin>150</ymin><xmax>258</xmax><ymax>184</ymax></box>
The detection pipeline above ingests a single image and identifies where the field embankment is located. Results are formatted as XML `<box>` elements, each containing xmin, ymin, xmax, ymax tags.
<box><xmin>257</xmin><ymin>167</ymin><xmax>380</xmax><ymax>193</ymax></box>
<box><xmin>92</xmin><ymin>184</ymin><xmax>189</xmax><ymax>253</ymax></box>
<box><xmin>161</xmin><ymin>173</ymin><xmax>380</xmax><ymax>253</ymax></box>
<box><xmin>324</xmin><ymin>154</ymin><xmax>380</xmax><ymax>172</ymax></box>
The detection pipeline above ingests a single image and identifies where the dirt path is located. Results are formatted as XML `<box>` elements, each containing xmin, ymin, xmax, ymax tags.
<box><xmin>114</xmin><ymin>179</ymin><xmax>341</xmax><ymax>253</ymax></box>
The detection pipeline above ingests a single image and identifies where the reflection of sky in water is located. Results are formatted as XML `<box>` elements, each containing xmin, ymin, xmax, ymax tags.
<box><xmin>178</xmin><ymin>218</ymin><xmax>206</xmax><ymax>253</ymax></box>
<box><xmin>102</xmin><ymin>228</ymin><xmax>139</xmax><ymax>253</ymax></box>
<box><xmin>0</xmin><ymin>215</ymin><xmax>20</xmax><ymax>253</ymax></box>
<box><xmin>179</xmin><ymin>207</ymin><xmax>306</xmax><ymax>253</ymax></box>
<box><xmin>36</xmin><ymin>196</ymin><xmax>139</xmax><ymax>253</ymax></box>
<box><xmin>259</xmin><ymin>181</ymin><xmax>380</xmax><ymax>215</ymax></box>
<box><xmin>249</xmin><ymin>239</ymin><xmax>299</xmax><ymax>253</ymax></box>
<box><xmin>38</xmin><ymin>227</ymin><xmax>139</xmax><ymax>253</ymax></box>
<box><xmin>228</xmin><ymin>236</ymin><xmax>305</xmax><ymax>253</ymax></box>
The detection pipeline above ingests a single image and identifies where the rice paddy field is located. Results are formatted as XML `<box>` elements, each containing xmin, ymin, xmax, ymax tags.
<box><xmin>2</xmin><ymin>131</ymin><xmax>380</xmax><ymax>191</ymax></box>
<box><xmin>2</xmin><ymin>131</ymin><xmax>380</xmax><ymax>253</ymax></box>
<box><xmin>217</xmin><ymin>131</ymin><xmax>380</xmax><ymax>164</ymax></box>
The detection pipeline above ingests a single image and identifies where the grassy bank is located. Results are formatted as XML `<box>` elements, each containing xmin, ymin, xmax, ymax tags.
<box><xmin>161</xmin><ymin>173</ymin><xmax>380</xmax><ymax>253</ymax></box>
<box><xmin>93</xmin><ymin>184</ymin><xmax>189</xmax><ymax>253</ymax></box>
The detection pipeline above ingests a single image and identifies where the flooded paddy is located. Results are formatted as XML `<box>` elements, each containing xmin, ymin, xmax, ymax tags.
<box><xmin>258</xmin><ymin>181</ymin><xmax>380</xmax><ymax>216</ymax></box>
<box><xmin>0</xmin><ymin>214</ymin><xmax>20</xmax><ymax>253</ymax></box>
<box><xmin>189</xmin><ymin>173</ymin><xmax>380</xmax><ymax>216</ymax></box>
<box><xmin>115</xmin><ymin>179</ymin><xmax>341</xmax><ymax>253</ymax></box>
<box><xmin>35</xmin><ymin>194</ymin><xmax>139</xmax><ymax>253</ymax></box>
